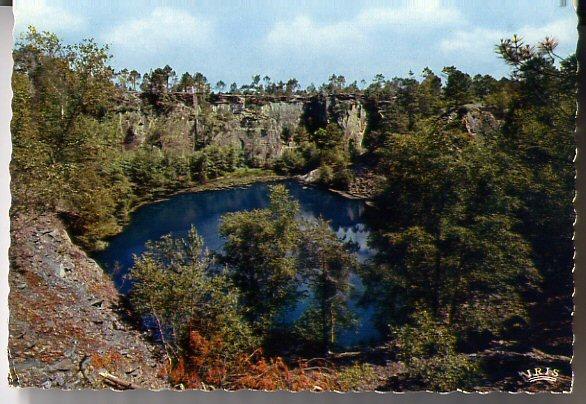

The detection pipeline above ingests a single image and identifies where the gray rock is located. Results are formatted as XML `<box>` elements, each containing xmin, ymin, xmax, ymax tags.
<box><xmin>49</xmin><ymin>358</ymin><xmax>75</xmax><ymax>372</ymax></box>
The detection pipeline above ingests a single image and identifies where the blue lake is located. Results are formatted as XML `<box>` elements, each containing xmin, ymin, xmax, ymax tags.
<box><xmin>94</xmin><ymin>180</ymin><xmax>381</xmax><ymax>348</ymax></box>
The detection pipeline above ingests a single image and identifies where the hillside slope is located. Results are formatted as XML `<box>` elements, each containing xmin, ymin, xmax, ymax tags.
<box><xmin>8</xmin><ymin>213</ymin><xmax>167</xmax><ymax>389</ymax></box>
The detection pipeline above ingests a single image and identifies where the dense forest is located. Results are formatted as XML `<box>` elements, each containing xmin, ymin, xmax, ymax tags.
<box><xmin>10</xmin><ymin>27</ymin><xmax>576</xmax><ymax>391</ymax></box>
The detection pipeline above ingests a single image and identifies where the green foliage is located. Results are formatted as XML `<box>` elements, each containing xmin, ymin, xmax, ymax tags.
<box><xmin>364</xmin><ymin>124</ymin><xmax>540</xmax><ymax>336</ymax></box>
<box><xmin>10</xmin><ymin>72</ymin><xmax>54</xmax><ymax>211</ymax></box>
<box><xmin>332</xmin><ymin>168</ymin><xmax>354</xmax><ymax>190</ymax></box>
<box><xmin>296</xmin><ymin>219</ymin><xmax>358</xmax><ymax>353</ymax></box>
<box><xmin>314</xmin><ymin>162</ymin><xmax>353</xmax><ymax>190</ymax></box>
<box><xmin>10</xmin><ymin>26</ymin><xmax>576</xmax><ymax>390</ymax></box>
<box><xmin>281</xmin><ymin>126</ymin><xmax>294</xmax><ymax>143</ymax></box>
<box><xmin>220</xmin><ymin>187</ymin><xmax>362</xmax><ymax>353</ymax></box>
<box><xmin>130</xmin><ymin>227</ymin><xmax>258</xmax><ymax>361</ymax></box>
<box><xmin>11</xmin><ymin>27</ymin><xmax>129</xmax><ymax>248</ymax></box>
<box><xmin>220</xmin><ymin>185</ymin><xmax>301</xmax><ymax>335</ymax></box>
<box><xmin>337</xmin><ymin>363</ymin><xmax>378</xmax><ymax>391</ymax></box>
<box><xmin>274</xmin><ymin>148</ymin><xmax>307</xmax><ymax>175</ymax></box>
<box><xmin>442</xmin><ymin>66</ymin><xmax>473</xmax><ymax>107</ymax></box>
<box><xmin>189</xmin><ymin>145</ymin><xmax>243</xmax><ymax>181</ymax></box>
<box><xmin>418</xmin><ymin>68</ymin><xmax>443</xmax><ymax>116</ymax></box>
<box><xmin>316</xmin><ymin>165</ymin><xmax>334</xmax><ymax>185</ymax></box>
<box><xmin>274</xmin><ymin>122</ymin><xmax>352</xmax><ymax>190</ymax></box>
<box><xmin>361</xmin><ymin>36</ymin><xmax>574</xmax><ymax>379</ymax></box>
<box><xmin>394</xmin><ymin>311</ymin><xmax>480</xmax><ymax>391</ymax></box>
<box><xmin>311</xmin><ymin>123</ymin><xmax>344</xmax><ymax>150</ymax></box>
<box><xmin>494</xmin><ymin>36</ymin><xmax>576</xmax><ymax>339</ymax></box>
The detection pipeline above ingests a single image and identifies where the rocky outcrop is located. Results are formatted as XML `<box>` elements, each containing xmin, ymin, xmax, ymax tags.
<box><xmin>117</xmin><ymin>92</ymin><xmax>368</xmax><ymax>166</ymax></box>
<box><xmin>9</xmin><ymin>213</ymin><xmax>167</xmax><ymax>389</ymax></box>
<box><xmin>302</xmin><ymin>94</ymin><xmax>367</xmax><ymax>153</ymax></box>
<box><xmin>201</xmin><ymin>101</ymin><xmax>305</xmax><ymax>166</ymax></box>
<box><xmin>444</xmin><ymin>104</ymin><xmax>502</xmax><ymax>138</ymax></box>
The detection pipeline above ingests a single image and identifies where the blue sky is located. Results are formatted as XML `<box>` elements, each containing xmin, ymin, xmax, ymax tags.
<box><xmin>14</xmin><ymin>0</ymin><xmax>578</xmax><ymax>86</ymax></box>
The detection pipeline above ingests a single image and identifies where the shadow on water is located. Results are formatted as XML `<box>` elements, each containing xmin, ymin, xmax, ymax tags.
<box><xmin>94</xmin><ymin>180</ymin><xmax>382</xmax><ymax>348</ymax></box>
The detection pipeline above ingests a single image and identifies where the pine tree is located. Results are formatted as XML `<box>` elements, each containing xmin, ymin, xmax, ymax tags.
<box><xmin>220</xmin><ymin>185</ymin><xmax>301</xmax><ymax>335</ymax></box>
<box><xmin>297</xmin><ymin>218</ymin><xmax>357</xmax><ymax>354</ymax></box>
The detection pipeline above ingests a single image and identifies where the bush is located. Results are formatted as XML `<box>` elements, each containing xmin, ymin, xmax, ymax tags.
<box><xmin>123</xmin><ymin>148</ymin><xmax>167</xmax><ymax>194</ymax></box>
<box><xmin>189</xmin><ymin>145</ymin><xmax>243</xmax><ymax>181</ymax></box>
<box><xmin>311</xmin><ymin>123</ymin><xmax>344</xmax><ymax>149</ymax></box>
<box><xmin>317</xmin><ymin>165</ymin><xmax>334</xmax><ymax>185</ymax></box>
<box><xmin>337</xmin><ymin>363</ymin><xmax>378</xmax><ymax>391</ymax></box>
<box><xmin>130</xmin><ymin>227</ymin><xmax>258</xmax><ymax>366</ymax></box>
<box><xmin>332</xmin><ymin>168</ymin><xmax>354</xmax><ymax>190</ymax></box>
<box><xmin>274</xmin><ymin>149</ymin><xmax>307</xmax><ymax>175</ymax></box>
<box><xmin>394</xmin><ymin>311</ymin><xmax>481</xmax><ymax>391</ymax></box>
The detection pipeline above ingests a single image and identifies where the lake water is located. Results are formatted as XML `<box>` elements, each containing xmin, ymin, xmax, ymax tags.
<box><xmin>94</xmin><ymin>180</ymin><xmax>381</xmax><ymax>348</ymax></box>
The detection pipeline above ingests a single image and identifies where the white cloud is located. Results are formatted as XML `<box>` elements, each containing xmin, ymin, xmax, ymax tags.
<box><xmin>265</xmin><ymin>1</ymin><xmax>464</xmax><ymax>54</ymax></box>
<box><xmin>14</xmin><ymin>0</ymin><xmax>86</xmax><ymax>32</ymax></box>
<box><xmin>440</xmin><ymin>27</ymin><xmax>502</xmax><ymax>53</ymax></box>
<box><xmin>266</xmin><ymin>16</ymin><xmax>364</xmax><ymax>53</ymax></box>
<box><xmin>357</xmin><ymin>0</ymin><xmax>464</xmax><ymax>28</ymax></box>
<box><xmin>103</xmin><ymin>7</ymin><xmax>213</xmax><ymax>53</ymax></box>
<box><xmin>440</xmin><ymin>16</ymin><xmax>577</xmax><ymax>55</ymax></box>
<box><xmin>519</xmin><ymin>16</ymin><xmax>577</xmax><ymax>46</ymax></box>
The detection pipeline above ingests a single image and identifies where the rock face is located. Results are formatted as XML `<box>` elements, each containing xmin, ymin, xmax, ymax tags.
<box><xmin>9</xmin><ymin>213</ymin><xmax>167</xmax><ymax>389</ymax></box>
<box><xmin>201</xmin><ymin>101</ymin><xmax>305</xmax><ymax>166</ymax></box>
<box><xmin>302</xmin><ymin>94</ymin><xmax>368</xmax><ymax>153</ymax></box>
<box><xmin>443</xmin><ymin>104</ymin><xmax>502</xmax><ymax>138</ymax></box>
<box><xmin>118</xmin><ymin>93</ymin><xmax>368</xmax><ymax>166</ymax></box>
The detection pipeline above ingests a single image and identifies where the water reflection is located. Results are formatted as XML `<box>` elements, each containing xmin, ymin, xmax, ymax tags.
<box><xmin>94</xmin><ymin>180</ymin><xmax>381</xmax><ymax>347</ymax></box>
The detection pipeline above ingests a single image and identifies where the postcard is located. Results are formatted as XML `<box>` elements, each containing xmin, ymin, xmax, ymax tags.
<box><xmin>8</xmin><ymin>0</ymin><xmax>578</xmax><ymax>392</ymax></box>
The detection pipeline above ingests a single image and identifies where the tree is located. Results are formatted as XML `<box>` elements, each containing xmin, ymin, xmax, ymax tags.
<box><xmin>471</xmin><ymin>74</ymin><xmax>498</xmax><ymax>100</ymax></box>
<box><xmin>215</xmin><ymin>80</ymin><xmax>226</xmax><ymax>93</ymax></box>
<box><xmin>442</xmin><ymin>66</ymin><xmax>473</xmax><ymax>107</ymax></box>
<box><xmin>395</xmin><ymin>76</ymin><xmax>421</xmax><ymax>129</ymax></box>
<box><xmin>324</xmin><ymin>74</ymin><xmax>346</xmax><ymax>93</ymax></box>
<box><xmin>393</xmin><ymin>311</ymin><xmax>480</xmax><ymax>391</ymax></box>
<box><xmin>418</xmin><ymin>67</ymin><xmax>443</xmax><ymax>116</ymax></box>
<box><xmin>116</xmin><ymin>68</ymin><xmax>129</xmax><ymax>89</ymax></box>
<box><xmin>142</xmin><ymin>68</ymin><xmax>166</xmax><ymax>93</ymax></box>
<box><xmin>10</xmin><ymin>71</ymin><xmax>54</xmax><ymax>212</ymax></box>
<box><xmin>251</xmin><ymin>74</ymin><xmax>261</xmax><ymax>93</ymax></box>
<box><xmin>163</xmin><ymin>64</ymin><xmax>175</xmax><ymax>90</ymax></box>
<box><xmin>496</xmin><ymin>35</ymin><xmax>576</xmax><ymax>350</ymax></box>
<box><xmin>130</xmin><ymin>227</ymin><xmax>257</xmax><ymax>364</ymax></box>
<box><xmin>12</xmin><ymin>27</ymin><xmax>128</xmax><ymax>248</ymax></box>
<box><xmin>193</xmin><ymin>72</ymin><xmax>210</xmax><ymax>93</ymax></box>
<box><xmin>176</xmin><ymin>72</ymin><xmax>195</xmax><ymax>92</ymax></box>
<box><xmin>364</xmin><ymin>125</ymin><xmax>541</xmax><ymax>338</ymax></box>
<box><xmin>128</xmin><ymin>69</ymin><xmax>141</xmax><ymax>91</ymax></box>
<box><xmin>262</xmin><ymin>75</ymin><xmax>271</xmax><ymax>93</ymax></box>
<box><xmin>220</xmin><ymin>185</ymin><xmax>301</xmax><ymax>335</ymax></box>
<box><xmin>311</xmin><ymin>123</ymin><xmax>344</xmax><ymax>150</ymax></box>
<box><xmin>371</xmin><ymin>73</ymin><xmax>386</xmax><ymax>91</ymax></box>
<box><xmin>285</xmin><ymin>78</ymin><xmax>300</xmax><ymax>95</ymax></box>
<box><xmin>297</xmin><ymin>219</ymin><xmax>357</xmax><ymax>354</ymax></box>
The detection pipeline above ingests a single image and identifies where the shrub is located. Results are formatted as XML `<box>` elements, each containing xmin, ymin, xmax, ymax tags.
<box><xmin>317</xmin><ymin>165</ymin><xmax>334</xmax><ymax>186</ymax></box>
<box><xmin>337</xmin><ymin>363</ymin><xmax>379</xmax><ymax>391</ymax></box>
<box><xmin>189</xmin><ymin>145</ymin><xmax>243</xmax><ymax>181</ymax></box>
<box><xmin>123</xmin><ymin>147</ymin><xmax>167</xmax><ymax>194</ymax></box>
<box><xmin>130</xmin><ymin>227</ymin><xmax>258</xmax><ymax>368</ymax></box>
<box><xmin>274</xmin><ymin>149</ymin><xmax>307</xmax><ymax>175</ymax></box>
<box><xmin>167</xmin><ymin>342</ymin><xmax>338</xmax><ymax>391</ymax></box>
<box><xmin>332</xmin><ymin>168</ymin><xmax>354</xmax><ymax>190</ymax></box>
<box><xmin>393</xmin><ymin>311</ymin><xmax>481</xmax><ymax>391</ymax></box>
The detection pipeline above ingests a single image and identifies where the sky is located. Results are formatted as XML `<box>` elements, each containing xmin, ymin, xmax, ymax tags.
<box><xmin>13</xmin><ymin>0</ymin><xmax>579</xmax><ymax>87</ymax></box>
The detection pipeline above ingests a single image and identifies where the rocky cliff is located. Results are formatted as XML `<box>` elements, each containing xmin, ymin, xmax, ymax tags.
<box><xmin>9</xmin><ymin>213</ymin><xmax>167</xmax><ymax>389</ymax></box>
<box><xmin>118</xmin><ymin>93</ymin><xmax>368</xmax><ymax>166</ymax></box>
